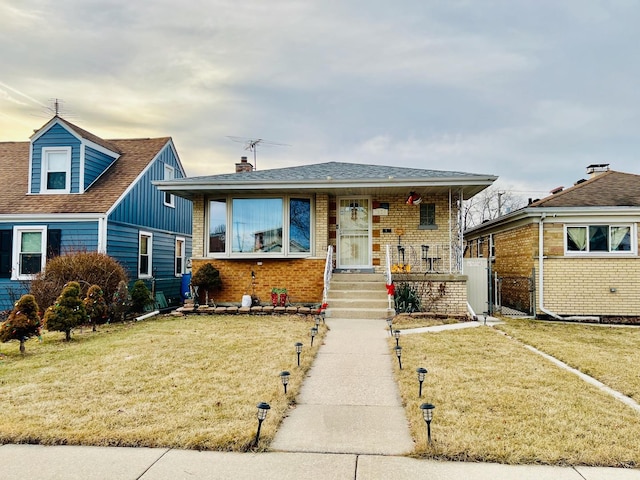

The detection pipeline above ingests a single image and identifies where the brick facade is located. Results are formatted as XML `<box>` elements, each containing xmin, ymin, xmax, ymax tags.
<box><xmin>466</xmin><ymin>217</ymin><xmax>640</xmax><ymax>319</ymax></box>
<box><xmin>189</xmin><ymin>192</ymin><xmax>467</xmax><ymax>310</ymax></box>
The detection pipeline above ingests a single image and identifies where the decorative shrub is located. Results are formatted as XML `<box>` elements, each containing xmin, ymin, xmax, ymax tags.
<box><xmin>43</xmin><ymin>282</ymin><xmax>87</xmax><ymax>341</ymax></box>
<box><xmin>30</xmin><ymin>252</ymin><xmax>128</xmax><ymax>311</ymax></box>
<box><xmin>83</xmin><ymin>285</ymin><xmax>108</xmax><ymax>331</ymax></box>
<box><xmin>130</xmin><ymin>280</ymin><xmax>153</xmax><ymax>313</ymax></box>
<box><xmin>0</xmin><ymin>294</ymin><xmax>41</xmax><ymax>354</ymax></box>
<box><xmin>394</xmin><ymin>282</ymin><xmax>422</xmax><ymax>313</ymax></box>
<box><xmin>110</xmin><ymin>280</ymin><xmax>132</xmax><ymax>322</ymax></box>
<box><xmin>191</xmin><ymin>263</ymin><xmax>222</xmax><ymax>305</ymax></box>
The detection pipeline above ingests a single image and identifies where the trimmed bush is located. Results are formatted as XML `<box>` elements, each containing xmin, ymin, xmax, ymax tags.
<box><xmin>130</xmin><ymin>280</ymin><xmax>153</xmax><ymax>313</ymax></box>
<box><xmin>30</xmin><ymin>252</ymin><xmax>128</xmax><ymax>311</ymax></box>
<box><xmin>110</xmin><ymin>280</ymin><xmax>132</xmax><ymax>323</ymax></box>
<box><xmin>83</xmin><ymin>285</ymin><xmax>108</xmax><ymax>331</ymax></box>
<box><xmin>0</xmin><ymin>294</ymin><xmax>41</xmax><ymax>354</ymax></box>
<box><xmin>191</xmin><ymin>263</ymin><xmax>222</xmax><ymax>305</ymax></box>
<box><xmin>43</xmin><ymin>282</ymin><xmax>87</xmax><ymax>341</ymax></box>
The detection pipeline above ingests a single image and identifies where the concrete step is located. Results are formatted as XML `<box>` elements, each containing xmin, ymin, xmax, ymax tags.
<box><xmin>330</xmin><ymin>282</ymin><xmax>387</xmax><ymax>292</ymax></box>
<box><xmin>325</xmin><ymin>307</ymin><xmax>395</xmax><ymax>319</ymax></box>
<box><xmin>328</xmin><ymin>299</ymin><xmax>389</xmax><ymax>310</ymax></box>
<box><xmin>328</xmin><ymin>285</ymin><xmax>387</xmax><ymax>299</ymax></box>
<box><xmin>330</xmin><ymin>273</ymin><xmax>387</xmax><ymax>284</ymax></box>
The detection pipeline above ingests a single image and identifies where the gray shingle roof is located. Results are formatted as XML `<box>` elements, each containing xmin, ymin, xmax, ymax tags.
<box><xmin>171</xmin><ymin>161</ymin><xmax>493</xmax><ymax>184</ymax></box>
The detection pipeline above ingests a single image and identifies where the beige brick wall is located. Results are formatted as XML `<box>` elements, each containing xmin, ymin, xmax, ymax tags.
<box><xmin>493</xmin><ymin>223</ymin><xmax>538</xmax><ymax>277</ymax></box>
<box><xmin>543</xmin><ymin>257</ymin><xmax>640</xmax><ymax>316</ymax></box>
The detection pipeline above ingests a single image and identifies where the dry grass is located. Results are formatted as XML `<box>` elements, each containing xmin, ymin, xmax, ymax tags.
<box><xmin>391</xmin><ymin>316</ymin><xmax>459</xmax><ymax>330</ymax></box>
<box><xmin>495</xmin><ymin>319</ymin><xmax>640</xmax><ymax>401</ymax></box>
<box><xmin>0</xmin><ymin>314</ymin><xmax>325</xmax><ymax>451</ymax></box>
<box><xmin>394</xmin><ymin>326</ymin><xmax>640</xmax><ymax>467</ymax></box>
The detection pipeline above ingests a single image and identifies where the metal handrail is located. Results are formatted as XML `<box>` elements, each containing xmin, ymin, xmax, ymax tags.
<box><xmin>322</xmin><ymin>245</ymin><xmax>333</xmax><ymax>305</ymax></box>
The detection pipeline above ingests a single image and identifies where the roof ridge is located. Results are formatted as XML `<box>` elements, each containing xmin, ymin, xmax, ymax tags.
<box><xmin>531</xmin><ymin>169</ymin><xmax>616</xmax><ymax>206</ymax></box>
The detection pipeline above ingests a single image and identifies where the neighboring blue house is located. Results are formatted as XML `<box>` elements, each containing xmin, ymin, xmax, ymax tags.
<box><xmin>0</xmin><ymin>116</ymin><xmax>192</xmax><ymax>310</ymax></box>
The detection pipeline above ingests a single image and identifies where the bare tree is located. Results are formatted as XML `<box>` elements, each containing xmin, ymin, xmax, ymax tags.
<box><xmin>463</xmin><ymin>186</ymin><xmax>527</xmax><ymax>230</ymax></box>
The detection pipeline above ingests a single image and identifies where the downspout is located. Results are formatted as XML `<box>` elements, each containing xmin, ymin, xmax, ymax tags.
<box><xmin>538</xmin><ymin>213</ymin><xmax>562</xmax><ymax>319</ymax></box>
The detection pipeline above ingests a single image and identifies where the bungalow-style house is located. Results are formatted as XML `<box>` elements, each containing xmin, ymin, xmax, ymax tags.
<box><xmin>464</xmin><ymin>165</ymin><xmax>640</xmax><ymax>322</ymax></box>
<box><xmin>156</xmin><ymin>157</ymin><xmax>496</xmax><ymax>315</ymax></box>
<box><xmin>0</xmin><ymin>116</ymin><xmax>192</xmax><ymax>310</ymax></box>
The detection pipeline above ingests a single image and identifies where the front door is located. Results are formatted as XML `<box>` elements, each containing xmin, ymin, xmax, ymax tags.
<box><xmin>337</xmin><ymin>197</ymin><xmax>371</xmax><ymax>269</ymax></box>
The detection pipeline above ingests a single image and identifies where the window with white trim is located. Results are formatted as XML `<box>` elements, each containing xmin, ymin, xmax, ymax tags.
<box><xmin>163</xmin><ymin>164</ymin><xmax>175</xmax><ymax>207</ymax></box>
<box><xmin>12</xmin><ymin>226</ymin><xmax>46</xmax><ymax>280</ymax></box>
<box><xmin>41</xmin><ymin>147</ymin><xmax>71</xmax><ymax>193</ymax></box>
<box><xmin>207</xmin><ymin>196</ymin><xmax>312</xmax><ymax>257</ymax></box>
<box><xmin>175</xmin><ymin>237</ymin><xmax>185</xmax><ymax>276</ymax></box>
<box><xmin>139</xmin><ymin>231</ymin><xmax>153</xmax><ymax>277</ymax></box>
<box><xmin>565</xmin><ymin>224</ymin><xmax>635</xmax><ymax>254</ymax></box>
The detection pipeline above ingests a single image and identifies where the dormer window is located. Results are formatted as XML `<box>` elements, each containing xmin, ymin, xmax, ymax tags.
<box><xmin>42</xmin><ymin>147</ymin><xmax>71</xmax><ymax>193</ymax></box>
<box><xmin>163</xmin><ymin>164</ymin><xmax>175</xmax><ymax>207</ymax></box>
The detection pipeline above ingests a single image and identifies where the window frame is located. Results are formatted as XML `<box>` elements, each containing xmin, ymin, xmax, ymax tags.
<box><xmin>139</xmin><ymin>231</ymin><xmax>153</xmax><ymax>278</ymax></box>
<box><xmin>12</xmin><ymin>226</ymin><xmax>47</xmax><ymax>280</ymax></box>
<box><xmin>175</xmin><ymin>236</ymin><xmax>185</xmax><ymax>276</ymax></box>
<box><xmin>418</xmin><ymin>203</ymin><xmax>437</xmax><ymax>230</ymax></box>
<box><xmin>163</xmin><ymin>164</ymin><xmax>175</xmax><ymax>208</ymax></box>
<box><xmin>564</xmin><ymin>223</ymin><xmax>636</xmax><ymax>255</ymax></box>
<box><xmin>41</xmin><ymin>147</ymin><xmax>71</xmax><ymax>194</ymax></box>
<box><xmin>206</xmin><ymin>195</ymin><xmax>314</xmax><ymax>258</ymax></box>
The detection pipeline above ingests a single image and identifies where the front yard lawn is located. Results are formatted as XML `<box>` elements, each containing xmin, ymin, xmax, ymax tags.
<box><xmin>395</xmin><ymin>326</ymin><xmax>640</xmax><ymax>467</ymax></box>
<box><xmin>495</xmin><ymin>319</ymin><xmax>640</xmax><ymax>402</ymax></box>
<box><xmin>0</xmin><ymin>314</ymin><xmax>324</xmax><ymax>451</ymax></box>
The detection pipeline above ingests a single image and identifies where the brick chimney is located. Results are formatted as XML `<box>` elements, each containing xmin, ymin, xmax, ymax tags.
<box><xmin>586</xmin><ymin>163</ymin><xmax>609</xmax><ymax>178</ymax></box>
<box><xmin>235</xmin><ymin>156</ymin><xmax>254</xmax><ymax>173</ymax></box>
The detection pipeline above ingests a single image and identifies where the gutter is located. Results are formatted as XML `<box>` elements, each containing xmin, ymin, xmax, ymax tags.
<box><xmin>538</xmin><ymin>214</ymin><xmax>562</xmax><ymax>319</ymax></box>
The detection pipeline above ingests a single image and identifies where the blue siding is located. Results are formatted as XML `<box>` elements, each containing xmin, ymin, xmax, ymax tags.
<box><xmin>108</xmin><ymin>144</ymin><xmax>192</xmax><ymax>234</ymax></box>
<box><xmin>0</xmin><ymin>221</ymin><xmax>99</xmax><ymax>311</ymax></box>
<box><xmin>106</xmin><ymin>221</ymin><xmax>192</xmax><ymax>306</ymax></box>
<box><xmin>84</xmin><ymin>146</ymin><xmax>117</xmax><ymax>189</ymax></box>
<box><xmin>31</xmin><ymin>124</ymin><xmax>82</xmax><ymax>194</ymax></box>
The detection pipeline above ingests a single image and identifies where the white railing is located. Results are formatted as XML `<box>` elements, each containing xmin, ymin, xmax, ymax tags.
<box><xmin>385</xmin><ymin>244</ymin><xmax>394</xmax><ymax>310</ymax></box>
<box><xmin>322</xmin><ymin>245</ymin><xmax>333</xmax><ymax>305</ymax></box>
<box><xmin>388</xmin><ymin>243</ymin><xmax>461</xmax><ymax>274</ymax></box>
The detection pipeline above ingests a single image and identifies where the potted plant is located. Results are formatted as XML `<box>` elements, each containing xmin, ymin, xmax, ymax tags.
<box><xmin>271</xmin><ymin>288</ymin><xmax>287</xmax><ymax>307</ymax></box>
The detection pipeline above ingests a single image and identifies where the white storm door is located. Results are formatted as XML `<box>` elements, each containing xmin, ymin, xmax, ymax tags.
<box><xmin>337</xmin><ymin>197</ymin><xmax>371</xmax><ymax>269</ymax></box>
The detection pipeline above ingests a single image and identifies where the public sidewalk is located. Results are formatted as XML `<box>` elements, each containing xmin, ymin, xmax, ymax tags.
<box><xmin>1</xmin><ymin>316</ymin><xmax>639</xmax><ymax>479</ymax></box>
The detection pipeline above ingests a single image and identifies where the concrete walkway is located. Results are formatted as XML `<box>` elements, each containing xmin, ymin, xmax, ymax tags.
<box><xmin>2</xmin><ymin>316</ymin><xmax>640</xmax><ymax>479</ymax></box>
<box><xmin>270</xmin><ymin>317</ymin><xmax>414</xmax><ymax>454</ymax></box>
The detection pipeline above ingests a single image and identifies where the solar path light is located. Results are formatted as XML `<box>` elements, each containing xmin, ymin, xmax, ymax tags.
<box><xmin>254</xmin><ymin>402</ymin><xmax>271</xmax><ymax>446</ymax></box>
<box><xmin>416</xmin><ymin>367</ymin><xmax>428</xmax><ymax>397</ymax></box>
<box><xmin>395</xmin><ymin>345</ymin><xmax>402</xmax><ymax>369</ymax></box>
<box><xmin>295</xmin><ymin>342</ymin><xmax>303</xmax><ymax>366</ymax></box>
<box><xmin>315</xmin><ymin>315</ymin><xmax>321</xmax><ymax>328</ymax></box>
<box><xmin>386</xmin><ymin>317</ymin><xmax>393</xmax><ymax>336</ymax></box>
<box><xmin>310</xmin><ymin>326</ymin><xmax>318</xmax><ymax>346</ymax></box>
<box><xmin>420</xmin><ymin>403</ymin><xmax>435</xmax><ymax>445</ymax></box>
<box><xmin>393</xmin><ymin>329</ymin><xmax>401</xmax><ymax>347</ymax></box>
<box><xmin>280</xmin><ymin>371</ymin><xmax>290</xmax><ymax>394</ymax></box>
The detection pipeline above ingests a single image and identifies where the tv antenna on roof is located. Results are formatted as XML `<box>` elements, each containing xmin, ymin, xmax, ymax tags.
<box><xmin>227</xmin><ymin>136</ymin><xmax>290</xmax><ymax>171</ymax></box>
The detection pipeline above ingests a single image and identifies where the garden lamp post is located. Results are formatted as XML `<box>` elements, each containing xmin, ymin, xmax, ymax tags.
<box><xmin>416</xmin><ymin>367</ymin><xmax>428</xmax><ymax>397</ymax></box>
<box><xmin>395</xmin><ymin>345</ymin><xmax>402</xmax><ymax>370</ymax></box>
<box><xmin>386</xmin><ymin>317</ymin><xmax>393</xmax><ymax>336</ymax></box>
<box><xmin>483</xmin><ymin>312</ymin><xmax>488</xmax><ymax>325</ymax></box>
<box><xmin>280</xmin><ymin>371</ymin><xmax>290</xmax><ymax>394</ymax></box>
<box><xmin>254</xmin><ymin>402</ymin><xmax>271</xmax><ymax>446</ymax></box>
<box><xmin>310</xmin><ymin>326</ymin><xmax>318</xmax><ymax>346</ymax></box>
<box><xmin>295</xmin><ymin>342</ymin><xmax>303</xmax><ymax>366</ymax></box>
<box><xmin>420</xmin><ymin>403</ymin><xmax>435</xmax><ymax>444</ymax></box>
<box><xmin>393</xmin><ymin>329</ymin><xmax>401</xmax><ymax>347</ymax></box>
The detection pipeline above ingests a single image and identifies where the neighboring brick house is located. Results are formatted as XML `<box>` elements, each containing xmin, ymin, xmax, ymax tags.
<box><xmin>156</xmin><ymin>158</ymin><xmax>496</xmax><ymax>313</ymax></box>
<box><xmin>464</xmin><ymin>165</ymin><xmax>640</xmax><ymax>321</ymax></box>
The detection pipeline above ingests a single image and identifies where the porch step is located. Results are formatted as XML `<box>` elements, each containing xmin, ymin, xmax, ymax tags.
<box><xmin>325</xmin><ymin>273</ymin><xmax>393</xmax><ymax>319</ymax></box>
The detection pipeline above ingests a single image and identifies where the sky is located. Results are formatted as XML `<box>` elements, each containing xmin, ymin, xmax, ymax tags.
<box><xmin>1</xmin><ymin>0</ymin><xmax>640</xmax><ymax>201</ymax></box>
